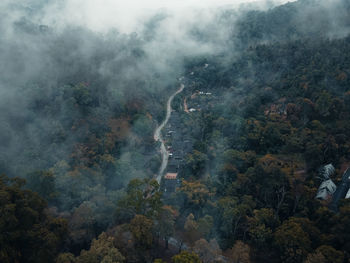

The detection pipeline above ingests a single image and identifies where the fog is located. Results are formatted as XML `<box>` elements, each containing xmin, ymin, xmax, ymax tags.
<box><xmin>0</xmin><ymin>0</ymin><xmax>293</xmax><ymax>33</ymax></box>
<box><xmin>1</xmin><ymin>0</ymin><xmax>348</xmax><ymax>251</ymax></box>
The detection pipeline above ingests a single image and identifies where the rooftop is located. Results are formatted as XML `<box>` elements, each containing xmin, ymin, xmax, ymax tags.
<box><xmin>165</xmin><ymin>173</ymin><xmax>178</xmax><ymax>180</ymax></box>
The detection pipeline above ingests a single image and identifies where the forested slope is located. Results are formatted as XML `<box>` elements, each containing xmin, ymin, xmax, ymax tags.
<box><xmin>1</xmin><ymin>0</ymin><xmax>350</xmax><ymax>262</ymax></box>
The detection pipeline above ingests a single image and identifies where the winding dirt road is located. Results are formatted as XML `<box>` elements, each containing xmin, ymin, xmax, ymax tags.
<box><xmin>154</xmin><ymin>83</ymin><xmax>185</xmax><ymax>183</ymax></box>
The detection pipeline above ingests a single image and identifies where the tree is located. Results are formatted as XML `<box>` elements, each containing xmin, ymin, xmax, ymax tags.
<box><xmin>73</xmin><ymin>83</ymin><xmax>93</xmax><ymax>108</ymax></box>
<box><xmin>179</xmin><ymin>180</ymin><xmax>213</xmax><ymax>211</ymax></box>
<box><xmin>230</xmin><ymin>241</ymin><xmax>251</xmax><ymax>263</ymax></box>
<box><xmin>218</xmin><ymin>196</ymin><xmax>255</xmax><ymax>246</ymax></box>
<box><xmin>329</xmin><ymin>201</ymin><xmax>350</xmax><ymax>252</ymax></box>
<box><xmin>254</xmin><ymin>154</ymin><xmax>288</xmax><ymax>215</ymax></box>
<box><xmin>247</xmin><ymin>208</ymin><xmax>277</xmax><ymax>248</ymax></box>
<box><xmin>69</xmin><ymin>201</ymin><xmax>98</xmax><ymax>247</ymax></box>
<box><xmin>132</xmin><ymin>115</ymin><xmax>154</xmax><ymax>139</ymax></box>
<box><xmin>286</xmin><ymin>103</ymin><xmax>301</xmax><ymax>124</ymax></box>
<box><xmin>197</xmin><ymin>215</ymin><xmax>214</xmax><ymax>239</ymax></box>
<box><xmin>55</xmin><ymin>253</ymin><xmax>76</xmax><ymax>263</ymax></box>
<box><xmin>300</xmin><ymin>98</ymin><xmax>316</xmax><ymax>124</ymax></box>
<box><xmin>315</xmin><ymin>91</ymin><xmax>332</xmax><ymax>118</ymax></box>
<box><xmin>218</xmin><ymin>163</ymin><xmax>239</xmax><ymax>187</ymax></box>
<box><xmin>157</xmin><ymin>206</ymin><xmax>178</xmax><ymax>249</ymax></box>
<box><xmin>260</xmin><ymin>122</ymin><xmax>285</xmax><ymax>152</ymax></box>
<box><xmin>314</xmin><ymin>245</ymin><xmax>344</xmax><ymax>263</ymax></box>
<box><xmin>274</xmin><ymin>219</ymin><xmax>311</xmax><ymax>263</ymax></box>
<box><xmin>26</xmin><ymin>170</ymin><xmax>57</xmax><ymax>203</ymax></box>
<box><xmin>129</xmin><ymin>215</ymin><xmax>154</xmax><ymax>250</ymax></box>
<box><xmin>248</xmin><ymin>223</ymin><xmax>273</xmax><ymax>248</ymax></box>
<box><xmin>304</xmin><ymin>252</ymin><xmax>326</xmax><ymax>263</ymax></box>
<box><xmin>116</xmin><ymin>178</ymin><xmax>162</xmax><ymax>223</ymax></box>
<box><xmin>184</xmin><ymin>213</ymin><xmax>200</xmax><ymax>245</ymax></box>
<box><xmin>0</xmin><ymin>175</ymin><xmax>68</xmax><ymax>263</ymax></box>
<box><xmin>245</xmin><ymin>119</ymin><xmax>264</xmax><ymax>152</ymax></box>
<box><xmin>186</xmin><ymin>150</ymin><xmax>208</xmax><ymax>177</ymax></box>
<box><xmin>172</xmin><ymin>251</ymin><xmax>201</xmax><ymax>263</ymax></box>
<box><xmin>222</xmin><ymin>150</ymin><xmax>256</xmax><ymax>173</ymax></box>
<box><xmin>76</xmin><ymin>232</ymin><xmax>125</xmax><ymax>263</ymax></box>
<box><xmin>193</xmin><ymin>239</ymin><xmax>222</xmax><ymax>263</ymax></box>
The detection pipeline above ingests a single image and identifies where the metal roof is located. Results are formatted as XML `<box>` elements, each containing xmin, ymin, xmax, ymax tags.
<box><xmin>165</xmin><ymin>173</ymin><xmax>178</xmax><ymax>180</ymax></box>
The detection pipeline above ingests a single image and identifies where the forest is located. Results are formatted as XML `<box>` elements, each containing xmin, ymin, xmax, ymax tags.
<box><xmin>1</xmin><ymin>0</ymin><xmax>350</xmax><ymax>262</ymax></box>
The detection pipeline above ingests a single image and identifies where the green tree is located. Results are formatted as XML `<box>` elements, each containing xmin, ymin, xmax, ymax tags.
<box><xmin>69</xmin><ymin>201</ymin><xmax>98</xmax><ymax>246</ymax></box>
<box><xmin>315</xmin><ymin>245</ymin><xmax>344</xmax><ymax>263</ymax></box>
<box><xmin>186</xmin><ymin>150</ymin><xmax>208</xmax><ymax>177</ymax></box>
<box><xmin>197</xmin><ymin>215</ymin><xmax>214</xmax><ymax>240</ymax></box>
<box><xmin>55</xmin><ymin>253</ymin><xmax>76</xmax><ymax>263</ymax></box>
<box><xmin>129</xmin><ymin>215</ymin><xmax>154</xmax><ymax>250</ymax></box>
<box><xmin>179</xmin><ymin>180</ymin><xmax>213</xmax><ymax>211</ymax></box>
<box><xmin>230</xmin><ymin>241</ymin><xmax>251</xmax><ymax>263</ymax></box>
<box><xmin>76</xmin><ymin>232</ymin><xmax>125</xmax><ymax>263</ymax></box>
<box><xmin>329</xmin><ymin>201</ymin><xmax>350</xmax><ymax>252</ymax></box>
<box><xmin>248</xmin><ymin>223</ymin><xmax>273</xmax><ymax>248</ymax></box>
<box><xmin>218</xmin><ymin>196</ymin><xmax>255</xmax><ymax>246</ymax></box>
<box><xmin>274</xmin><ymin>219</ymin><xmax>311</xmax><ymax>263</ymax></box>
<box><xmin>157</xmin><ymin>206</ymin><xmax>178</xmax><ymax>249</ymax></box>
<box><xmin>304</xmin><ymin>251</ymin><xmax>326</xmax><ymax>263</ymax></box>
<box><xmin>247</xmin><ymin>208</ymin><xmax>278</xmax><ymax>248</ymax></box>
<box><xmin>26</xmin><ymin>170</ymin><xmax>57</xmax><ymax>202</ymax></box>
<box><xmin>254</xmin><ymin>154</ymin><xmax>288</xmax><ymax>215</ymax></box>
<box><xmin>315</xmin><ymin>91</ymin><xmax>332</xmax><ymax>118</ymax></box>
<box><xmin>172</xmin><ymin>251</ymin><xmax>201</xmax><ymax>263</ymax></box>
<box><xmin>184</xmin><ymin>213</ymin><xmax>200</xmax><ymax>245</ymax></box>
<box><xmin>193</xmin><ymin>239</ymin><xmax>222</xmax><ymax>263</ymax></box>
<box><xmin>73</xmin><ymin>83</ymin><xmax>93</xmax><ymax>107</ymax></box>
<box><xmin>116</xmin><ymin>179</ymin><xmax>162</xmax><ymax>222</ymax></box>
<box><xmin>0</xmin><ymin>175</ymin><xmax>67</xmax><ymax>263</ymax></box>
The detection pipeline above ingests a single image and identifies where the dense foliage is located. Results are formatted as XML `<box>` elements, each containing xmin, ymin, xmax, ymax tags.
<box><xmin>0</xmin><ymin>175</ymin><xmax>67</xmax><ymax>263</ymax></box>
<box><xmin>1</xmin><ymin>0</ymin><xmax>350</xmax><ymax>262</ymax></box>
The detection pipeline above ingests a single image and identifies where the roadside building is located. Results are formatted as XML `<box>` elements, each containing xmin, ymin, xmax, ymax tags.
<box><xmin>346</xmin><ymin>188</ymin><xmax>350</xmax><ymax>199</ymax></box>
<box><xmin>319</xmin><ymin>164</ymin><xmax>335</xmax><ymax>179</ymax></box>
<box><xmin>163</xmin><ymin>173</ymin><xmax>180</xmax><ymax>195</ymax></box>
<box><xmin>316</xmin><ymin>179</ymin><xmax>337</xmax><ymax>200</ymax></box>
<box><xmin>329</xmin><ymin>168</ymin><xmax>350</xmax><ymax>212</ymax></box>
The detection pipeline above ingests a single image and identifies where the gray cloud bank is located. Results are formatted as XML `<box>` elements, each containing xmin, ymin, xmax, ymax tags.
<box><xmin>0</xmin><ymin>0</ymin><xmax>349</xmax><ymax>240</ymax></box>
<box><xmin>0</xmin><ymin>0</ymin><xmax>348</xmax><ymax>176</ymax></box>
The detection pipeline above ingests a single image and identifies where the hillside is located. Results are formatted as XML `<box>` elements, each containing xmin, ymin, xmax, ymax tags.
<box><xmin>1</xmin><ymin>0</ymin><xmax>350</xmax><ymax>262</ymax></box>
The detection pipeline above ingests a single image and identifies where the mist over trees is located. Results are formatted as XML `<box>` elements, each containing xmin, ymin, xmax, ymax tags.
<box><xmin>1</xmin><ymin>0</ymin><xmax>350</xmax><ymax>262</ymax></box>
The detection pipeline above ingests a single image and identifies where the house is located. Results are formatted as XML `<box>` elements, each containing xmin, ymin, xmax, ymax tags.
<box><xmin>163</xmin><ymin>173</ymin><xmax>179</xmax><ymax>195</ymax></box>
<box><xmin>165</xmin><ymin>173</ymin><xmax>177</xmax><ymax>180</ymax></box>
<box><xmin>316</xmin><ymin>179</ymin><xmax>337</xmax><ymax>200</ymax></box>
<box><xmin>329</xmin><ymin>168</ymin><xmax>350</xmax><ymax>212</ymax></box>
<box><xmin>346</xmin><ymin>188</ymin><xmax>350</xmax><ymax>199</ymax></box>
<box><xmin>315</xmin><ymin>165</ymin><xmax>350</xmax><ymax>211</ymax></box>
<box><xmin>315</xmin><ymin>164</ymin><xmax>336</xmax><ymax>201</ymax></box>
<box><xmin>318</xmin><ymin>164</ymin><xmax>335</xmax><ymax>179</ymax></box>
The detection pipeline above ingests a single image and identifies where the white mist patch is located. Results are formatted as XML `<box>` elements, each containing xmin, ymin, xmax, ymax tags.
<box><xmin>39</xmin><ymin>0</ymin><xmax>293</xmax><ymax>33</ymax></box>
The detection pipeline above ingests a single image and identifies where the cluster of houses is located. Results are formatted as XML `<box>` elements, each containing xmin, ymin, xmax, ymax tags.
<box><xmin>162</xmin><ymin>111</ymin><xmax>194</xmax><ymax>197</ymax></box>
<box><xmin>162</xmin><ymin>78</ymin><xmax>216</xmax><ymax>196</ymax></box>
<box><xmin>185</xmin><ymin>90</ymin><xmax>217</xmax><ymax>113</ymax></box>
<box><xmin>161</xmin><ymin>71</ymin><xmax>216</xmax><ymax>197</ymax></box>
<box><xmin>316</xmin><ymin>164</ymin><xmax>350</xmax><ymax>211</ymax></box>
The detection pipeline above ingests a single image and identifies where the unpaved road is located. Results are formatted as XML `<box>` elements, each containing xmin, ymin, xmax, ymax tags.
<box><xmin>154</xmin><ymin>83</ymin><xmax>185</xmax><ymax>182</ymax></box>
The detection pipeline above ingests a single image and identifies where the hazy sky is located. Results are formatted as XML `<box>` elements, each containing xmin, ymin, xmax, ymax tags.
<box><xmin>40</xmin><ymin>0</ymin><xmax>293</xmax><ymax>33</ymax></box>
